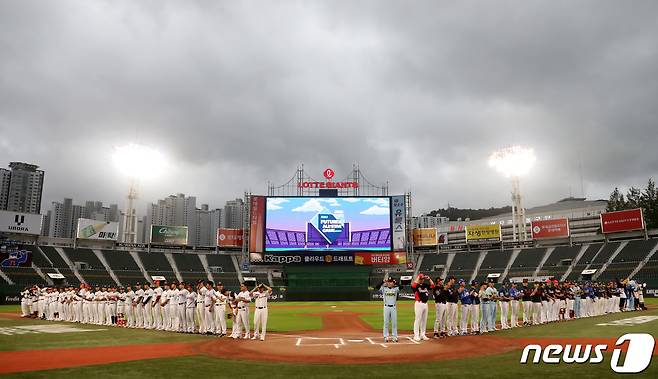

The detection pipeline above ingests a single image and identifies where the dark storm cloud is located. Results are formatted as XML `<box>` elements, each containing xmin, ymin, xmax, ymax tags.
<box><xmin>0</xmin><ymin>0</ymin><xmax>656</xmax><ymax>214</ymax></box>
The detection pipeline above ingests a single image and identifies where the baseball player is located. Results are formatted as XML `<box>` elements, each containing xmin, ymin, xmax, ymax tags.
<box><xmin>133</xmin><ymin>283</ymin><xmax>144</xmax><ymax>328</ymax></box>
<box><xmin>232</xmin><ymin>283</ymin><xmax>252</xmax><ymax>339</ymax></box>
<box><xmin>161</xmin><ymin>283</ymin><xmax>172</xmax><ymax>331</ymax></box>
<box><xmin>484</xmin><ymin>281</ymin><xmax>498</xmax><ymax>332</ymax></box>
<box><xmin>469</xmin><ymin>281</ymin><xmax>480</xmax><ymax>334</ymax></box>
<box><xmin>142</xmin><ymin>283</ymin><xmax>154</xmax><ymax>329</ymax></box>
<box><xmin>411</xmin><ymin>273</ymin><xmax>434</xmax><ymax>341</ymax></box>
<box><xmin>446</xmin><ymin>277</ymin><xmax>459</xmax><ymax>336</ymax></box>
<box><xmin>521</xmin><ymin>280</ymin><xmax>532</xmax><ymax>325</ymax></box>
<box><xmin>509</xmin><ymin>282</ymin><xmax>520</xmax><ymax>327</ymax></box>
<box><xmin>458</xmin><ymin>279</ymin><xmax>472</xmax><ymax>335</ymax></box>
<box><xmin>498</xmin><ymin>281</ymin><xmax>511</xmax><ymax>329</ymax></box>
<box><xmin>197</xmin><ymin>281</ymin><xmax>207</xmax><ymax>334</ymax></box>
<box><xmin>251</xmin><ymin>283</ymin><xmax>272</xmax><ymax>341</ymax></box>
<box><xmin>213</xmin><ymin>283</ymin><xmax>228</xmax><ymax>336</ymax></box>
<box><xmin>176</xmin><ymin>282</ymin><xmax>187</xmax><ymax>332</ymax></box>
<box><xmin>530</xmin><ymin>282</ymin><xmax>543</xmax><ymax>325</ymax></box>
<box><xmin>203</xmin><ymin>281</ymin><xmax>217</xmax><ymax>335</ymax></box>
<box><xmin>20</xmin><ymin>287</ymin><xmax>32</xmax><ymax>317</ymax></box>
<box><xmin>431</xmin><ymin>277</ymin><xmax>447</xmax><ymax>338</ymax></box>
<box><xmin>124</xmin><ymin>285</ymin><xmax>135</xmax><ymax>327</ymax></box>
<box><xmin>377</xmin><ymin>274</ymin><xmax>400</xmax><ymax>342</ymax></box>
<box><xmin>152</xmin><ymin>281</ymin><xmax>164</xmax><ymax>330</ymax></box>
<box><xmin>185</xmin><ymin>284</ymin><xmax>196</xmax><ymax>333</ymax></box>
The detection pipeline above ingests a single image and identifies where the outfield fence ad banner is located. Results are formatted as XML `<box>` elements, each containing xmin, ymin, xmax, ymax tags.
<box><xmin>465</xmin><ymin>224</ymin><xmax>502</xmax><ymax>242</ymax></box>
<box><xmin>600</xmin><ymin>208</ymin><xmax>645</xmax><ymax>234</ymax></box>
<box><xmin>530</xmin><ymin>218</ymin><xmax>570</xmax><ymax>239</ymax></box>
<box><xmin>0</xmin><ymin>210</ymin><xmax>42</xmax><ymax>235</ymax></box>
<box><xmin>354</xmin><ymin>252</ymin><xmax>406</xmax><ymax>265</ymax></box>
<box><xmin>76</xmin><ymin>219</ymin><xmax>119</xmax><ymax>240</ymax></box>
<box><xmin>217</xmin><ymin>228</ymin><xmax>244</xmax><ymax>247</ymax></box>
<box><xmin>412</xmin><ymin>228</ymin><xmax>437</xmax><ymax>247</ymax></box>
<box><xmin>150</xmin><ymin>225</ymin><xmax>188</xmax><ymax>246</ymax></box>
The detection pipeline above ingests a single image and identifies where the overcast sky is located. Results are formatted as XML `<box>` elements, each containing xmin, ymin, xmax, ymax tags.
<box><xmin>1</xmin><ymin>1</ymin><xmax>657</xmax><ymax>215</ymax></box>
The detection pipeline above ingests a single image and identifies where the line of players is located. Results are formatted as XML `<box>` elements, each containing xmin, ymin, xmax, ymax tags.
<box><xmin>383</xmin><ymin>273</ymin><xmax>646</xmax><ymax>341</ymax></box>
<box><xmin>20</xmin><ymin>280</ymin><xmax>273</xmax><ymax>341</ymax></box>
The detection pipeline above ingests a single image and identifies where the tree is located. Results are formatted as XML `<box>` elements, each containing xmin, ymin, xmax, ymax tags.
<box><xmin>607</xmin><ymin>187</ymin><xmax>626</xmax><ymax>212</ymax></box>
<box><xmin>626</xmin><ymin>186</ymin><xmax>642</xmax><ymax>209</ymax></box>
<box><xmin>606</xmin><ymin>178</ymin><xmax>658</xmax><ymax>229</ymax></box>
<box><xmin>641</xmin><ymin>179</ymin><xmax>658</xmax><ymax>229</ymax></box>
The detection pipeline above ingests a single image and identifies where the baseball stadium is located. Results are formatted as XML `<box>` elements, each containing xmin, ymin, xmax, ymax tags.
<box><xmin>1</xmin><ymin>164</ymin><xmax>657</xmax><ymax>379</ymax></box>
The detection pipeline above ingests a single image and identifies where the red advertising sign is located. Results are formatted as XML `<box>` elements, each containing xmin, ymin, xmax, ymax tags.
<box><xmin>249</xmin><ymin>196</ymin><xmax>265</xmax><ymax>253</ymax></box>
<box><xmin>217</xmin><ymin>228</ymin><xmax>244</xmax><ymax>248</ymax></box>
<box><xmin>531</xmin><ymin>218</ymin><xmax>570</xmax><ymax>239</ymax></box>
<box><xmin>600</xmin><ymin>208</ymin><xmax>645</xmax><ymax>234</ymax></box>
<box><xmin>354</xmin><ymin>252</ymin><xmax>407</xmax><ymax>265</ymax></box>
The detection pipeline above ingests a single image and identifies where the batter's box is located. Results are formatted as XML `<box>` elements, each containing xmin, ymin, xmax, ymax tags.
<box><xmin>295</xmin><ymin>336</ymin><xmax>345</xmax><ymax>348</ymax></box>
<box><xmin>295</xmin><ymin>336</ymin><xmax>420</xmax><ymax>349</ymax></box>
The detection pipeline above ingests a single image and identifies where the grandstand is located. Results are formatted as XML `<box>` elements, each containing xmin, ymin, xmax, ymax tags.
<box><xmin>446</xmin><ymin>252</ymin><xmax>480</xmax><ymax>280</ymax></box>
<box><xmin>2</xmin><ymin>237</ymin><xmax>658</xmax><ymax>300</ymax></box>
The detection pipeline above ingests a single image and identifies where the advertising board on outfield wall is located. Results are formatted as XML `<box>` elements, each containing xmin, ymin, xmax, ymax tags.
<box><xmin>412</xmin><ymin>228</ymin><xmax>437</xmax><ymax>247</ymax></box>
<box><xmin>465</xmin><ymin>224</ymin><xmax>502</xmax><ymax>242</ymax></box>
<box><xmin>217</xmin><ymin>228</ymin><xmax>243</xmax><ymax>247</ymax></box>
<box><xmin>150</xmin><ymin>225</ymin><xmax>188</xmax><ymax>246</ymax></box>
<box><xmin>354</xmin><ymin>252</ymin><xmax>406</xmax><ymax>265</ymax></box>
<box><xmin>76</xmin><ymin>218</ymin><xmax>119</xmax><ymax>240</ymax></box>
<box><xmin>0</xmin><ymin>210</ymin><xmax>42</xmax><ymax>235</ymax></box>
<box><xmin>600</xmin><ymin>208</ymin><xmax>645</xmax><ymax>234</ymax></box>
<box><xmin>531</xmin><ymin>218</ymin><xmax>570</xmax><ymax>239</ymax></box>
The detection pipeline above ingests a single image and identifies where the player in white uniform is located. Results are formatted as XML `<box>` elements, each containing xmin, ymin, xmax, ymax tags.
<box><xmin>124</xmin><ymin>286</ymin><xmax>135</xmax><ymax>327</ymax></box>
<box><xmin>142</xmin><ymin>283</ymin><xmax>154</xmax><ymax>329</ymax></box>
<box><xmin>159</xmin><ymin>284</ymin><xmax>171</xmax><ymax>330</ymax></box>
<box><xmin>213</xmin><ymin>283</ymin><xmax>228</xmax><ymax>337</ymax></box>
<box><xmin>203</xmin><ymin>281</ymin><xmax>217</xmax><ymax>334</ymax></box>
<box><xmin>134</xmin><ymin>284</ymin><xmax>145</xmax><ymax>328</ymax></box>
<box><xmin>176</xmin><ymin>282</ymin><xmax>188</xmax><ymax>333</ymax></box>
<box><xmin>152</xmin><ymin>282</ymin><xmax>164</xmax><ymax>330</ymax></box>
<box><xmin>171</xmin><ymin>283</ymin><xmax>182</xmax><ymax>331</ymax></box>
<box><xmin>232</xmin><ymin>283</ymin><xmax>252</xmax><ymax>339</ymax></box>
<box><xmin>20</xmin><ymin>287</ymin><xmax>32</xmax><ymax>317</ymax></box>
<box><xmin>184</xmin><ymin>284</ymin><xmax>196</xmax><ymax>333</ymax></box>
<box><xmin>197</xmin><ymin>281</ymin><xmax>208</xmax><ymax>334</ymax></box>
<box><xmin>251</xmin><ymin>284</ymin><xmax>272</xmax><ymax>341</ymax></box>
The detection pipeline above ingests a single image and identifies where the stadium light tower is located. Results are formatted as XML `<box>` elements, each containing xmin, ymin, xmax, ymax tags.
<box><xmin>488</xmin><ymin>146</ymin><xmax>536</xmax><ymax>241</ymax></box>
<box><xmin>112</xmin><ymin>144</ymin><xmax>164</xmax><ymax>243</ymax></box>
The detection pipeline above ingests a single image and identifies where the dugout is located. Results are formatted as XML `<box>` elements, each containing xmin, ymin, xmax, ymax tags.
<box><xmin>284</xmin><ymin>266</ymin><xmax>371</xmax><ymax>301</ymax></box>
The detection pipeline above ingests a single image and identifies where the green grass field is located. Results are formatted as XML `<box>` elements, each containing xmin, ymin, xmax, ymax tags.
<box><xmin>0</xmin><ymin>300</ymin><xmax>656</xmax><ymax>378</ymax></box>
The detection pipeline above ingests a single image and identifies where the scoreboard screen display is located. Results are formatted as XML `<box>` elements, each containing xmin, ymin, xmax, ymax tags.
<box><xmin>264</xmin><ymin>196</ymin><xmax>392</xmax><ymax>252</ymax></box>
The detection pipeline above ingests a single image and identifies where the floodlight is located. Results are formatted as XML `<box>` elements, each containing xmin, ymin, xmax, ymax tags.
<box><xmin>112</xmin><ymin>143</ymin><xmax>164</xmax><ymax>179</ymax></box>
<box><xmin>488</xmin><ymin>146</ymin><xmax>536</xmax><ymax>178</ymax></box>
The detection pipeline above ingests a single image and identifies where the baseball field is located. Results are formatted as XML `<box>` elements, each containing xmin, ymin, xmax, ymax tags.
<box><xmin>0</xmin><ymin>300</ymin><xmax>656</xmax><ymax>378</ymax></box>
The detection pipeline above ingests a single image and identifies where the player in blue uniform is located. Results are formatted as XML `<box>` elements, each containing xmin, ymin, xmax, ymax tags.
<box><xmin>458</xmin><ymin>279</ymin><xmax>472</xmax><ymax>335</ymax></box>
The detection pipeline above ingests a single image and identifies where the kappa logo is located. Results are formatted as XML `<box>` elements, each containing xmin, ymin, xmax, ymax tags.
<box><xmin>263</xmin><ymin>255</ymin><xmax>302</xmax><ymax>264</ymax></box>
<box><xmin>520</xmin><ymin>333</ymin><xmax>655</xmax><ymax>373</ymax></box>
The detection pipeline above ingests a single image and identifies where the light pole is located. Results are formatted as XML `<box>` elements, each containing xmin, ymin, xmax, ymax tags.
<box><xmin>112</xmin><ymin>144</ymin><xmax>164</xmax><ymax>243</ymax></box>
<box><xmin>488</xmin><ymin>146</ymin><xmax>536</xmax><ymax>241</ymax></box>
